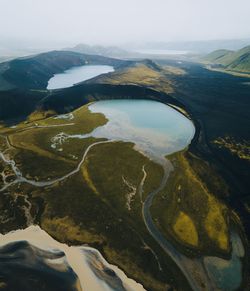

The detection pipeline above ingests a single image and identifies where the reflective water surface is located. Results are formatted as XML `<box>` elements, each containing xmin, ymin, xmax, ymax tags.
<box><xmin>47</xmin><ymin>65</ymin><xmax>114</xmax><ymax>89</ymax></box>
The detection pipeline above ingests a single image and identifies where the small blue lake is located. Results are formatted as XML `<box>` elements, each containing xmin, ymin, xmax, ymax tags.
<box><xmin>47</xmin><ymin>65</ymin><xmax>114</xmax><ymax>90</ymax></box>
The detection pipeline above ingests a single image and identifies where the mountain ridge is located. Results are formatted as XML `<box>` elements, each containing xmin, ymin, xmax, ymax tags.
<box><xmin>64</xmin><ymin>43</ymin><xmax>132</xmax><ymax>58</ymax></box>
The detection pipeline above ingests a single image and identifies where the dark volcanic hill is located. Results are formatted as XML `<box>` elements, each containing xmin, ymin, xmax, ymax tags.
<box><xmin>0</xmin><ymin>50</ymin><xmax>131</xmax><ymax>91</ymax></box>
<box><xmin>0</xmin><ymin>50</ymin><xmax>134</xmax><ymax>122</ymax></box>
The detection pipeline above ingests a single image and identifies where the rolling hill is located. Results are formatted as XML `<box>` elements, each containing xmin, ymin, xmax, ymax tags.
<box><xmin>203</xmin><ymin>45</ymin><xmax>250</xmax><ymax>73</ymax></box>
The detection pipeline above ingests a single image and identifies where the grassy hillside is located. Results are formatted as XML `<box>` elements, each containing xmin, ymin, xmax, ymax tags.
<box><xmin>203</xmin><ymin>45</ymin><xmax>250</xmax><ymax>73</ymax></box>
<box><xmin>227</xmin><ymin>45</ymin><xmax>250</xmax><ymax>72</ymax></box>
<box><xmin>203</xmin><ymin>49</ymin><xmax>233</xmax><ymax>64</ymax></box>
<box><xmin>84</xmin><ymin>60</ymin><xmax>188</xmax><ymax>94</ymax></box>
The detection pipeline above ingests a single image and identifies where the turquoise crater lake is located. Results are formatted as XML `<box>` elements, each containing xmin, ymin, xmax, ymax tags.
<box><xmin>50</xmin><ymin>100</ymin><xmax>195</xmax><ymax>164</ymax></box>
<box><xmin>87</xmin><ymin>100</ymin><xmax>195</xmax><ymax>159</ymax></box>
<box><xmin>47</xmin><ymin>65</ymin><xmax>114</xmax><ymax>90</ymax></box>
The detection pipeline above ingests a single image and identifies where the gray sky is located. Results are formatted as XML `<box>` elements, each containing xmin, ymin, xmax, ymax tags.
<box><xmin>0</xmin><ymin>0</ymin><xmax>250</xmax><ymax>47</ymax></box>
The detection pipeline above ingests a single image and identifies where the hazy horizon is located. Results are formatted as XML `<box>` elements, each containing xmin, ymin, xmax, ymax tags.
<box><xmin>0</xmin><ymin>0</ymin><xmax>250</xmax><ymax>50</ymax></box>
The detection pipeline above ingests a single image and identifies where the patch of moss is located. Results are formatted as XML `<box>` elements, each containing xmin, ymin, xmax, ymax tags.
<box><xmin>173</xmin><ymin>211</ymin><xmax>199</xmax><ymax>247</ymax></box>
<box><xmin>27</xmin><ymin>110</ymin><xmax>56</xmax><ymax>122</ymax></box>
<box><xmin>151</xmin><ymin>150</ymin><xmax>230</xmax><ymax>255</ymax></box>
<box><xmin>205</xmin><ymin>196</ymin><xmax>228</xmax><ymax>250</ymax></box>
<box><xmin>213</xmin><ymin>136</ymin><xmax>250</xmax><ymax>161</ymax></box>
<box><xmin>42</xmin><ymin>216</ymin><xmax>104</xmax><ymax>244</ymax></box>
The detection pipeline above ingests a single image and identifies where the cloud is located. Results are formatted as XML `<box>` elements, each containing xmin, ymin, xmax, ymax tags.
<box><xmin>0</xmin><ymin>0</ymin><xmax>249</xmax><ymax>46</ymax></box>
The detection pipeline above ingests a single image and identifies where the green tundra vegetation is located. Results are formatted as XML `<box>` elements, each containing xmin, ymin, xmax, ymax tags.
<box><xmin>38</xmin><ymin>143</ymin><xmax>169</xmax><ymax>290</ymax></box>
<box><xmin>151</xmin><ymin>150</ymin><xmax>231</xmax><ymax>256</ymax></box>
<box><xmin>86</xmin><ymin>63</ymin><xmax>174</xmax><ymax>94</ymax></box>
<box><xmin>0</xmin><ymin>104</ymin><xmax>189</xmax><ymax>290</ymax></box>
<box><xmin>203</xmin><ymin>45</ymin><xmax>250</xmax><ymax>73</ymax></box>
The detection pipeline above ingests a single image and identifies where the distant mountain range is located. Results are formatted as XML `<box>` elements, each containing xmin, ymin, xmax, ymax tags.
<box><xmin>64</xmin><ymin>44</ymin><xmax>133</xmax><ymax>58</ymax></box>
<box><xmin>67</xmin><ymin>40</ymin><xmax>250</xmax><ymax>58</ymax></box>
<box><xmin>125</xmin><ymin>39</ymin><xmax>250</xmax><ymax>54</ymax></box>
<box><xmin>203</xmin><ymin>45</ymin><xmax>250</xmax><ymax>73</ymax></box>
